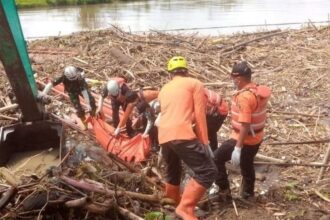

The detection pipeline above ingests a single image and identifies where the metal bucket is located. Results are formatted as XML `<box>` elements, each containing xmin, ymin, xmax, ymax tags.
<box><xmin>0</xmin><ymin>120</ymin><xmax>64</xmax><ymax>166</ymax></box>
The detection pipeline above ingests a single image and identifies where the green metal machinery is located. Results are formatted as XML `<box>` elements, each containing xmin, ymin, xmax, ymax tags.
<box><xmin>0</xmin><ymin>0</ymin><xmax>63</xmax><ymax>165</ymax></box>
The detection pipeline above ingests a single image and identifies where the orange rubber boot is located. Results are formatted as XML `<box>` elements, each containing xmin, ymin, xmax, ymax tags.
<box><xmin>175</xmin><ymin>179</ymin><xmax>206</xmax><ymax>220</ymax></box>
<box><xmin>164</xmin><ymin>183</ymin><xmax>181</xmax><ymax>205</ymax></box>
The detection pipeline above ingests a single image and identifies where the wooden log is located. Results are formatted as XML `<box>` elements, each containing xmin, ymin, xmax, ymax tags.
<box><xmin>0</xmin><ymin>168</ymin><xmax>20</xmax><ymax>186</ymax></box>
<box><xmin>270</xmin><ymin>110</ymin><xmax>329</xmax><ymax>118</ymax></box>
<box><xmin>221</xmin><ymin>30</ymin><xmax>288</xmax><ymax>53</ymax></box>
<box><xmin>60</xmin><ymin>176</ymin><xmax>160</xmax><ymax>203</ymax></box>
<box><xmin>118</xmin><ymin>207</ymin><xmax>144</xmax><ymax>220</ymax></box>
<box><xmin>254</xmin><ymin>161</ymin><xmax>330</xmax><ymax>167</ymax></box>
<box><xmin>73</xmin><ymin>57</ymin><xmax>88</xmax><ymax>65</ymax></box>
<box><xmin>317</xmin><ymin>125</ymin><xmax>330</xmax><ymax>182</ymax></box>
<box><xmin>107</xmin><ymin>152</ymin><xmax>163</xmax><ymax>190</ymax></box>
<box><xmin>84</xmin><ymin>202</ymin><xmax>110</xmax><ymax>214</ymax></box>
<box><xmin>0</xmin><ymin>104</ymin><xmax>18</xmax><ymax>113</ymax></box>
<box><xmin>314</xmin><ymin>189</ymin><xmax>330</xmax><ymax>202</ymax></box>
<box><xmin>265</xmin><ymin>139</ymin><xmax>330</xmax><ymax>146</ymax></box>
<box><xmin>109</xmin><ymin>47</ymin><xmax>147</xmax><ymax>71</ymax></box>
<box><xmin>0</xmin><ymin>187</ymin><xmax>17</xmax><ymax>211</ymax></box>
<box><xmin>0</xmin><ymin>114</ymin><xmax>18</xmax><ymax>121</ymax></box>
<box><xmin>65</xmin><ymin>197</ymin><xmax>88</xmax><ymax>208</ymax></box>
<box><xmin>255</xmin><ymin>154</ymin><xmax>285</xmax><ymax>163</ymax></box>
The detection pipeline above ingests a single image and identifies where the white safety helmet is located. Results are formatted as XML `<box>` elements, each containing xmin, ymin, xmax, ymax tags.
<box><xmin>64</xmin><ymin>66</ymin><xmax>79</xmax><ymax>81</ymax></box>
<box><xmin>107</xmin><ymin>80</ymin><xmax>120</xmax><ymax>97</ymax></box>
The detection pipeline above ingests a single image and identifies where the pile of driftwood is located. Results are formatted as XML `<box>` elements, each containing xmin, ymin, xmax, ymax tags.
<box><xmin>0</xmin><ymin>25</ymin><xmax>329</xmax><ymax>218</ymax></box>
<box><xmin>25</xmin><ymin>25</ymin><xmax>330</xmax><ymax>176</ymax></box>
<box><xmin>0</xmin><ymin>143</ymin><xmax>165</xmax><ymax>219</ymax></box>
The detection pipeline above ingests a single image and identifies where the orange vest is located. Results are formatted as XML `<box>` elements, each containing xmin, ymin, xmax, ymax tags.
<box><xmin>231</xmin><ymin>85</ymin><xmax>271</xmax><ymax>135</ymax></box>
<box><xmin>204</xmin><ymin>88</ymin><xmax>228</xmax><ymax>116</ymax></box>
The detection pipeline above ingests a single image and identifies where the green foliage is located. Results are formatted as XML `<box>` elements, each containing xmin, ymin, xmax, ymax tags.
<box><xmin>283</xmin><ymin>181</ymin><xmax>299</xmax><ymax>201</ymax></box>
<box><xmin>16</xmin><ymin>0</ymin><xmax>48</xmax><ymax>8</ymax></box>
<box><xmin>145</xmin><ymin>211</ymin><xmax>172</xmax><ymax>220</ymax></box>
<box><xmin>16</xmin><ymin>0</ymin><xmax>113</xmax><ymax>8</ymax></box>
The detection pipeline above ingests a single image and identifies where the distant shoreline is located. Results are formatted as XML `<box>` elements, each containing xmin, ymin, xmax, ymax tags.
<box><xmin>16</xmin><ymin>0</ymin><xmax>116</xmax><ymax>8</ymax></box>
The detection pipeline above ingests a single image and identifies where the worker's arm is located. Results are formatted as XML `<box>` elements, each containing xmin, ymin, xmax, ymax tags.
<box><xmin>142</xmin><ymin>111</ymin><xmax>154</xmax><ymax>137</ymax></box>
<box><xmin>231</xmin><ymin>122</ymin><xmax>249</xmax><ymax>167</ymax></box>
<box><xmin>52</xmin><ymin>75</ymin><xmax>64</xmax><ymax>87</ymax></box>
<box><xmin>235</xmin><ymin>93</ymin><xmax>256</xmax><ymax>147</ymax></box>
<box><xmin>96</xmin><ymin>97</ymin><xmax>104</xmax><ymax>114</ymax></box>
<box><xmin>42</xmin><ymin>76</ymin><xmax>64</xmax><ymax>95</ymax></box>
<box><xmin>231</xmin><ymin>93</ymin><xmax>255</xmax><ymax>166</ymax></box>
<box><xmin>193</xmin><ymin>81</ymin><xmax>208</xmax><ymax>145</ymax></box>
<box><xmin>117</xmin><ymin>102</ymin><xmax>135</xmax><ymax>129</ymax></box>
<box><xmin>154</xmin><ymin>113</ymin><xmax>161</xmax><ymax>127</ymax></box>
<box><xmin>96</xmin><ymin>86</ymin><xmax>108</xmax><ymax>114</ymax></box>
<box><xmin>236</xmin><ymin>122</ymin><xmax>250</xmax><ymax>148</ymax></box>
<box><xmin>143</xmin><ymin>90</ymin><xmax>159</xmax><ymax>102</ymax></box>
<box><xmin>81</xmin><ymin>89</ymin><xmax>91</xmax><ymax>111</ymax></box>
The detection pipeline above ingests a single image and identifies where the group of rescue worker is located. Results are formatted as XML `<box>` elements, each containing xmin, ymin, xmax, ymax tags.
<box><xmin>41</xmin><ymin>56</ymin><xmax>271</xmax><ymax>220</ymax></box>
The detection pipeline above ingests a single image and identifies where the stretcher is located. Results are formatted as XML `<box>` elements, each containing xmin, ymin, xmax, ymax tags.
<box><xmin>38</xmin><ymin>81</ymin><xmax>151</xmax><ymax>163</ymax></box>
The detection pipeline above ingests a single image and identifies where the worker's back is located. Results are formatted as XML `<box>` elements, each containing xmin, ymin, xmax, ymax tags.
<box><xmin>158</xmin><ymin>76</ymin><xmax>204</xmax><ymax>144</ymax></box>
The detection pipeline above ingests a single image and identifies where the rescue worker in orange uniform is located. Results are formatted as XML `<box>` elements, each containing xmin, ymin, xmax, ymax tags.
<box><xmin>158</xmin><ymin>56</ymin><xmax>217</xmax><ymax>220</ymax></box>
<box><xmin>204</xmin><ymin>88</ymin><xmax>228</xmax><ymax>151</ymax></box>
<box><xmin>214</xmin><ymin>61</ymin><xmax>271</xmax><ymax>201</ymax></box>
<box><xmin>114</xmin><ymin>89</ymin><xmax>159</xmax><ymax>148</ymax></box>
<box><xmin>96</xmin><ymin>77</ymin><xmax>134</xmax><ymax>137</ymax></box>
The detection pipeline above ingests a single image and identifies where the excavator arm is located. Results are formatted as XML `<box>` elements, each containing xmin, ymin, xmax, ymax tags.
<box><xmin>0</xmin><ymin>0</ymin><xmax>63</xmax><ymax>166</ymax></box>
<box><xmin>0</xmin><ymin>0</ymin><xmax>44</xmax><ymax>121</ymax></box>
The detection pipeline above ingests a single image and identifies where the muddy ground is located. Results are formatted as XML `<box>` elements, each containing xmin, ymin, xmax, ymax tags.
<box><xmin>0</xmin><ymin>25</ymin><xmax>329</xmax><ymax>219</ymax></box>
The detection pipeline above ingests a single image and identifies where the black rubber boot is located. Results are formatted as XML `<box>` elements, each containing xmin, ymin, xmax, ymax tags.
<box><xmin>240</xmin><ymin>178</ymin><xmax>255</xmax><ymax>200</ymax></box>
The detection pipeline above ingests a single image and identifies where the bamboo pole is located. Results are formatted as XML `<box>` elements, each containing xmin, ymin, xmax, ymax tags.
<box><xmin>254</xmin><ymin>161</ymin><xmax>330</xmax><ymax>167</ymax></box>
<box><xmin>317</xmin><ymin>124</ymin><xmax>330</xmax><ymax>182</ymax></box>
<box><xmin>255</xmin><ymin>154</ymin><xmax>285</xmax><ymax>163</ymax></box>
<box><xmin>265</xmin><ymin>139</ymin><xmax>330</xmax><ymax>146</ymax></box>
<box><xmin>0</xmin><ymin>104</ymin><xmax>18</xmax><ymax>113</ymax></box>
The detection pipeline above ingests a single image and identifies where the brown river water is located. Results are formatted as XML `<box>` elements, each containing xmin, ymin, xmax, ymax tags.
<box><xmin>18</xmin><ymin>0</ymin><xmax>330</xmax><ymax>39</ymax></box>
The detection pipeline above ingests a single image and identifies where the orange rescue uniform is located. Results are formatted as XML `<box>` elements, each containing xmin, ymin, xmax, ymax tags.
<box><xmin>230</xmin><ymin>82</ymin><xmax>271</xmax><ymax>145</ymax></box>
<box><xmin>204</xmin><ymin>88</ymin><xmax>228</xmax><ymax>116</ymax></box>
<box><xmin>117</xmin><ymin>90</ymin><xmax>159</xmax><ymax>128</ymax></box>
<box><xmin>158</xmin><ymin>76</ymin><xmax>208</xmax><ymax>145</ymax></box>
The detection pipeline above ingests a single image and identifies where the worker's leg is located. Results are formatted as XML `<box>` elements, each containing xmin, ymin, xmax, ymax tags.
<box><xmin>111</xmin><ymin>99</ymin><xmax>120</xmax><ymax>127</ymax></box>
<box><xmin>87</xmin><ymin>90</ymin><xmax>96</xmax><ymax>116</ymax></box>
<box><xmin>213</xmin><ymin>139</ymin><xmax>236</xmax><ymax>190</ymax></box>
<box><xmin>171</xmin><ymin>140</ymin><xmax>217</xmax><ymax>189</ymax></box>
<box><xmin>207</xmin><ymin>113</ymin><xmax>227</xmax><ymax>151</ymax></box>
<box><xmin>69</xmin><ymin>92</ymin><xmax>85</xmax><ymax>119</ymax></box>
<box><xmin>149</xmin><ymin>126</ymin><xmax>159</xmax><ymax>151</ymax></box>
<box><xmin>240</xmin><ymin>143</ymin><xmax>260</xmax><ymax>199</ymax></box>
<box><xmin>122</xmin><ymin>102</ymin><xmax>134</xmax><ymax>137</ymax></box>
<box><xmin>171</xmin><ymin>140</ymin><xmax>217</xmax><ymax>220</ymax></box>
<box><xmin>161</xmin><ymin>143</ymin><xmax>182</xmax><ymax>204</ymax></box>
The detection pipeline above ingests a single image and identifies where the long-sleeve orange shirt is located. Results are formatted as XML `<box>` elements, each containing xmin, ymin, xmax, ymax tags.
<box><xmin>117</xmin><ymin>90</ymin><xmax>159</xmax><ymax>128</ymax></box>
<box><xmin>230</xmin><ymin>82</ymin><xmax>264</xmax><ymax>145</ymax></box>
<box><xmin>158</xmin><ymin>76</ymin><xmax>208</xmax><ymax>145</ymax></box>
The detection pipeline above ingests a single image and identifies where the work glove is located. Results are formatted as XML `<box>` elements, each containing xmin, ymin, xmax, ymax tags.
<box><xmin>37</xmin><ymin>92</ymin><xmax>51</xmax><ymax>104</ymax></box>
<box><xmin>204</xmin><ymin>144</ymin><xmax>214</xmax><ymax>159</ymax></box>
<box><xmin>142</xmin><ymin>133</ymin><xmax>149</xmax><ymax>139</ymax></box>
<box><xmin>95</xmin><ymin>108</ymin><xmax>102</xmax><ymax>116</ymax></box>
<box><xmin>114</xmin><ymin>127</ymin><xmax>120</xmax><ymax>136</ymax></box>
<box><xmin>231</xmin><ymin>146</ymin><xmax>241</xmax><ymax>167</ymax></box>
<box><xmin>86</xmin><ymin>105</ymin><xmax>92</xmax><ymax>112</ymax></box>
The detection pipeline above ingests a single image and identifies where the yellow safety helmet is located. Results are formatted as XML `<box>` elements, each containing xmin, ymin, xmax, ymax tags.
<box><xmin>167</xmin><ymin>56</ymin><xmax>187</xmax><ymax>72</ymax></box>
